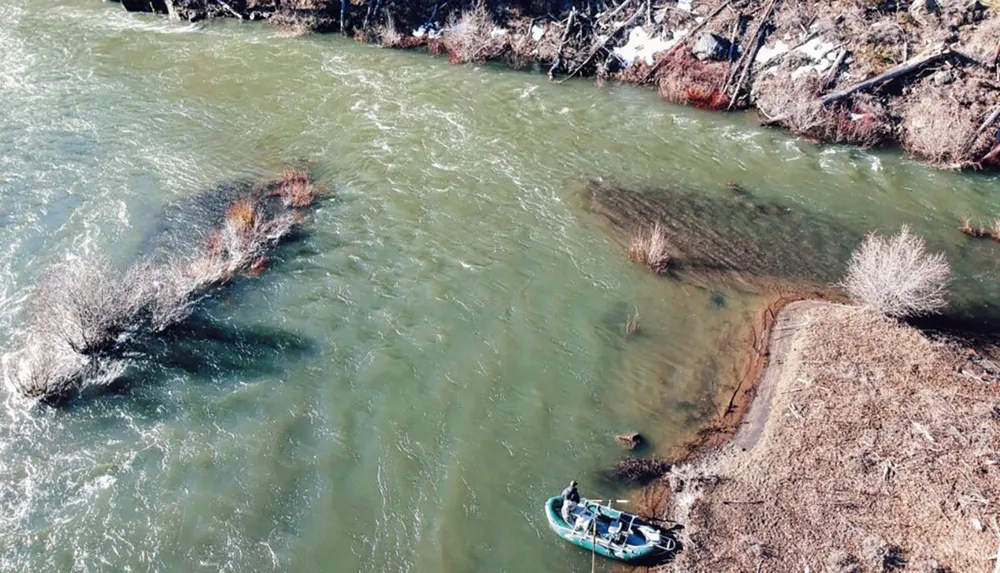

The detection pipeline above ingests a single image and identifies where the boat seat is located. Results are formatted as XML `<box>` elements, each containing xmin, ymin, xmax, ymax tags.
<box><xmin>609</xmin><ymin>521</ymin><xmax>623</xmax><ymax>536</ymax></box>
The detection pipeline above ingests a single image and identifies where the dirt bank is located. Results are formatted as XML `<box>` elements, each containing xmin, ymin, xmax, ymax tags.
<box><xmin>114</xmin><ymin>0</ymin><xmax>1000</xmax><ymax>170</ymax></box>
<box><xmin>650</xmin><ymin>302</ymin><xmax>1000</xmax><ymax>572</ymax></box>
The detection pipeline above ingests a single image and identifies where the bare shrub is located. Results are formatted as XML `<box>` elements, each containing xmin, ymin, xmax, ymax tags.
<box><xmin>31</xmin><ymin>255</ymin><xmax>155</xmax><ymax>356</ymax></box>
<box><xmin>627</xmin><ymin>223</ymin><xmax>671</xmax><ymax>274</ymax></box>
<box><xmin>841</xmin><ymin>225</ymin><xmax>950</xmax><ymax>318</ymax></box>
<box><xmin>269</xmin><ymin>168</ymin><xmax>316</xmax><ymax>208</ymax></box>
<box><xmin>441</xmin><ymin>2</ymin><xmax>507</xmax><ymax>64</ymax></box>
<box><xmin>376</xmin><ymin>17</ymin><xmax>402</xmax><ymax>48</ymax></box>
<box><xmin>14</xmin><ymin>170</ymin><xmax>319</xmax><ymax>399</ymax></box>
<box><xmin>755</xmin><ymin>72</ymin><xmax>891</xmax><ymax>148</ymax></box>
<box><xmin>898</xmin><ymin>89</ymin><xmax>980</xmax><ymax>165</ymax></box>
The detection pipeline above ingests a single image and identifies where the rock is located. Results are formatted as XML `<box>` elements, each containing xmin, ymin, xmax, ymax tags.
<box><xmin>909</xmin><ymin>0</ymin><xmax>940</xmax><ymax>15</ymax></box>
<box><xmin>615</xmin><ymin>432</ymin><xmax>643</xmax><ymax>450</ymax></box>
<box><xmin>120</xmin><ymin>0</ymin><xmax>170</xmax><ymax>13</ymax></box>
<box><xmin>932</xmin><ymin>70</ymin><xmax>955</xmax><ymax>86</ymax></box>
<box><xmin>693</xmin><ymin>33</ymin><xmax>732</xmax><ymax>62</ymax></box>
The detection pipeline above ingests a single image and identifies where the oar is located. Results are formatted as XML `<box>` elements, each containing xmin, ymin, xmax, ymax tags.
<box><xmin>591</xmin><ymin>513</ymin><xmax>598</xmax><ymax>573</ymax></box>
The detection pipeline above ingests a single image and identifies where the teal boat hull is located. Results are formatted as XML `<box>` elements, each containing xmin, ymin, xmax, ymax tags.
<box><xmin>544</xmin><ymin>497</ymin><xmax>669</xmax><ymax>563</ymax></box>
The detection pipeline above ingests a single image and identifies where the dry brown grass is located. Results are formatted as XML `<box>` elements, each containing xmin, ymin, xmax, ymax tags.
<box><xmin>755</xmin><ymin>72</ymin><xmax>891</xmax><ymax>148</ymax></box>
<box><xmin>898</xmin><ymin>87</ymin><xmax>982</xmax><ymax>165</ymax></box>
<box><xmin>659</xmin><ymin>303</ymin><xmax>1000</xmax><ymax>572</ymax></box>
<box><xmin>841</xmin><ymin>225</ymin><xmax>950</xmax><ymax>318</ymax></box>
<box><xmin>627</xmin><ymin>223</ymin><xmax>671</xmax><ymax>274</ymax></box>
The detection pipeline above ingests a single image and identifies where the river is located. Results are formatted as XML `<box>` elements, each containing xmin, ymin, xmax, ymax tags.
<box><xmin>1</xmin><ymin>1</ymin><xmax>999</xmax><ymax>571</ymax></box>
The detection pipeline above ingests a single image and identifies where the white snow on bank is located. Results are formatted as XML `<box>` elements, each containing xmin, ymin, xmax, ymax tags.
<box><xmin>755</xmin><ymin>35</ymin><xmax>841</xmax><ymax>78</ymax></box>
<box><xmin>531</xmin><ymin>25</ymin><xmax>545</xmax><ymax>41</ymax></box>
<box><xmin>614</xmin><ymin>26</ymin><xmax>688</xmax><ymax>66</ymax></box>
<box><xmin>412</xmin><ymin>25</ymin><xmax>441</xmax><ymax>39</ymax></box>
<box><xmin>678</xmin><ymin>0</ymin><xmax>693</xmax><ymax>11</ymax></box>
<box><xmin>755</xmin><ymin>40</ymin><xmax>791</xmax><ymax>65</ymax></box>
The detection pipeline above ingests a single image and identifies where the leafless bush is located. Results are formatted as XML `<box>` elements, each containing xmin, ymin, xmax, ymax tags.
<box><xmin>841</xmin><ymin>225</ymin><xmax>950</xmax><ymax>318</ymax></box>
<box><xmin>31</xmin><ymin>255</ymin><xmax>155</xmax><ymax>356</ymax></box>
<box><xmin>755</xmin><ymin>72</ymin><xmax>891</xmax><ymax>148</ymax></box>
<box><xmin>898</xmin><ymin>89</ymin><xmax>979</xmax><ymax>165</ymax></box>
<box><xmin>14</xmin><ymin>171</ymin><xmax>318</xmax><ymax>399</ymax></box>
<box><xmin>441</xmin><ymin>2</ymin><xmax>507</xmax><ymax>64</ymax></box>
<box><xmin>655</xmin><ymin>51</ymin><xmax>730</xmax><ymax>108</ymax></box>
<box><xmin>376</xmin><ymin>17</ymin><xmax>402</xmax><ymax>48</ymax></box>
<box><xmin>627</xmin><ymin>223</ymin><xmax>671</xmax><ymax>274</ymax></box>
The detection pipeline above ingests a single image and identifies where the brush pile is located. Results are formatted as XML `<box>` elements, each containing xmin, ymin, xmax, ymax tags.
<box><xmin>8</xmin><ymin>170</ymin><xmax>319</xmax><ymax>400</ymax></box>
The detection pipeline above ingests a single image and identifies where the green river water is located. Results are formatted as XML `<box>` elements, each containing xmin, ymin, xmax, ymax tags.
<box><xmin>1</xmin><ymin>1</ymin><xmax>999</xmax><ymax>571</ymax></box>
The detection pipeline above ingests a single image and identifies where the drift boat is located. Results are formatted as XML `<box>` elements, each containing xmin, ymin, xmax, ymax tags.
<box><xmin>544</xmin><ymin>497</ymin><xmax>674</xmax><ymax>563</ymax></box>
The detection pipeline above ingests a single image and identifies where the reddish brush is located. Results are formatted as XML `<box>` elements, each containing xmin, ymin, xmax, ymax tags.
<box><xmin>225</xmin><ymin>200</ymin><xmax>258</xmax><ymax>235</ymax></box>
<box><xmin>686</xmin><ymin>87</ymin><xmax>730</xmax><ymax>110</ymax></box>
<box><xmin>653</xmin><ymin>51</ymin><xmax>729</xmax><ymax>107</ymax></box>
<box><xmin>271</xmin><ymin>169</ymin><xmax>316</xmax><ymax>208</ymax></box>
<box><xmin>248</xmin><ymin>257</ymin><xmax>269</xmax><ymax>277</ymax></box>
<box><xmin>427</xmin><ymin>38</ymin><xmax>446</xmax><ymax>57</ymax></box>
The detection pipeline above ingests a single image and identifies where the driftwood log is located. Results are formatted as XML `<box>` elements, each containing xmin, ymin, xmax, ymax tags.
<box><xmin>725</xmin><ymin>0</ymin><xmax>780</xmax><ymax>109</ymax></box>
<box><xmin>819</xmin><ymin>49</ymin><xmax>952</xmax><ymax>105</ymax></box>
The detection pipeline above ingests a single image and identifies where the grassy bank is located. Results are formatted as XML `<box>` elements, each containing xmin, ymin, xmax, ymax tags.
<box><xmin>653</xmin><ymin>301</ymin><xmax>1000</xmax><ymax>571</ymax></box>
<box><xmin>115</xmin><ymin>0</ymin><xmax>1000</xmax><ymax>170</ymax></box>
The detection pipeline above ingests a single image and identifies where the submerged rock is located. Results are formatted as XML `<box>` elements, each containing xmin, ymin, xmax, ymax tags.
<box><xmin>615</xmin><ymin>432</ymin><xmax>643</xmax><ymax>450</ymax></box>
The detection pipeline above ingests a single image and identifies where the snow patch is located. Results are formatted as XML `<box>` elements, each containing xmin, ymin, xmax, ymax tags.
<box><xmin>614</xmin><ymin>26</ymin><xmax>687</xmax><ymax>66</ymax></box>
<box><xmin>531</xmin><ymin>25</ymin><xmax>545</xmax><ymax>41</ymax></box>
<box><xmin>796</xmin><ymin>37</ymin><xmax>838</xmax><ymax>62</ymax></box>
<box><xmin>412</xmin><ymin>25</ymin><xmax>441</xmax><ymax>39</ymax></box>
<box><xmin>755</xmin><ymin>40</ymin><xmax>790</xmax><ymax>65</ymax></box>
<box><xmin>678</xmin><ymin>0</ymin><xmax>693</xmax><ymax>11</ymax></box>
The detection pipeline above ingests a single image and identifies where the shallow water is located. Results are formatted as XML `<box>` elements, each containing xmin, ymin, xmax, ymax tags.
<box><xmin>1</xmin><ymin>1</ymin><xmax>999</xmax><ymax>571</ymax></box>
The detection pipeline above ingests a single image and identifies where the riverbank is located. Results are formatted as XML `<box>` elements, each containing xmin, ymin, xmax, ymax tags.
<box><xmin>649</xmin><ymin>301</ymin><xmax>1000</xmax><ymax>572</ymax></box>
<box><xmin>113</xmin><ymin>0</ymin><xmax>1000</xmax><ymax>170</ymax></box>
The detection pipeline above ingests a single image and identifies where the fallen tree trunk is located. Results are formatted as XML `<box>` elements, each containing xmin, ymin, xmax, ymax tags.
<box><xmin>819</xmin><ymin>49</ymin><xmax>952</xmax><ymax>105</ymax></box>
<box><xmin>725</xmin><ymin>0</ymin><xmax>780</xmax><ymax>109</ymax></box>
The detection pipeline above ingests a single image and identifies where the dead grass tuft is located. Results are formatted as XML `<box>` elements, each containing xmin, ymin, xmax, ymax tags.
<box><xmin>627</xmin><ymin>223</ymin><xmax>671</xmax><ymax>274</ymax></box>
<box><xmin>609</xmin><ymin>456</ymin><xmax>669</xmax><ymax>485</ymax></box>
<box><xmin>625</xmin><ymin>305</ymin><xmax>641</xmax><ymax>338</ymax></box>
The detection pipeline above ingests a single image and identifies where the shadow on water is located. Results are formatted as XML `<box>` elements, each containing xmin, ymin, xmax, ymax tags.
<box><xmin>583</xmin><ymin>179</ymin><xmax>861</xmax><ymax>288</ymax></box>
<box><xmin>50</xmin><ymin>312</ymin><xmax>317</xmax><ymax>409</ymax></box>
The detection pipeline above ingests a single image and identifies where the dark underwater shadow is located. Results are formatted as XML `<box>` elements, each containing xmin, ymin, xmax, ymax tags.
<box><xmin>43</xmin><ymin>307</ymin><xmax>317</xmax><ymax>410</ymax></box>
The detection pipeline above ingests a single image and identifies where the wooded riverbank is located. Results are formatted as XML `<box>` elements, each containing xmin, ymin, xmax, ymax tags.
<box><xmin>114</xmin><ymin>0</ymin><xmax>1000</xmax><ymax>169</ymax></box>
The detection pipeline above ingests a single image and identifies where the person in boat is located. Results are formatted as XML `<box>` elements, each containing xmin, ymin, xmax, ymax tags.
<box><xmin>560</xmin><ymin>480</ymin><xmax>581</xmax><ymax>524</ymax></box>
<box><xmin>561</xmin><ymin>480</ymin><xmax>580</xmax><ymax>503</ymax></box>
